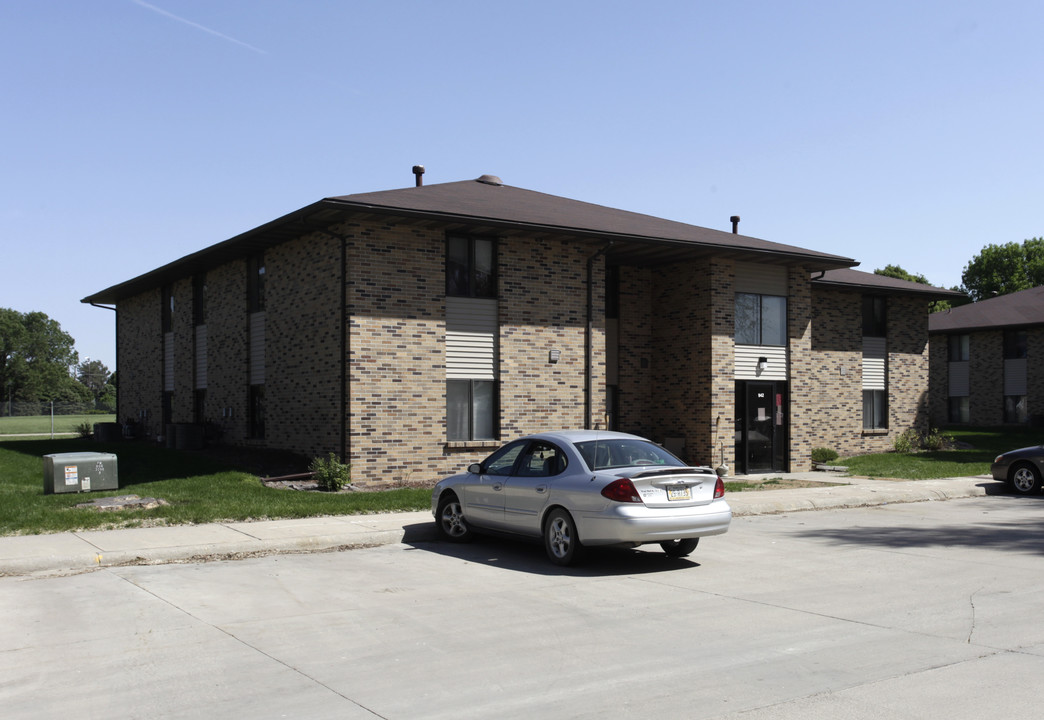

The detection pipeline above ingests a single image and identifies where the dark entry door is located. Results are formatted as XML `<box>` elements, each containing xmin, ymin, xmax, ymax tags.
<box><xmin>735</xmin><ymin>381</ymin><xmax>787</xmax><ymax>474</ymax></box>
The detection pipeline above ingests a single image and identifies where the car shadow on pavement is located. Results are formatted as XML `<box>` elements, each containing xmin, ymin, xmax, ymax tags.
<box><xmin>792</xmin><ymin>493</ymin><xmax>1044</xmax><ymax>556</ymax></box>
<box><xmin>402</xmin><ymin>527</ymin><xmax>701</xmax><ymax>577</ymax></box>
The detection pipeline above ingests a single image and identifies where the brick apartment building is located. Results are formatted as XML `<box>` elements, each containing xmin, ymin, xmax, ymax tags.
<box><xmin>929</xmin><ymin>285</ymin><xmax>1044</xmax><ymax>427</ymax></box>
<box><xmin>83</xmin><ymin>173</ymin><xmax>959</xmax><ymax>484</ymax></box>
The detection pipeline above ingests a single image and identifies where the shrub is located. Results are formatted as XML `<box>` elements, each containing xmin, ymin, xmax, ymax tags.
<box><xmin>309</xmin><ymin>453</ymin><xmax>351</xmax><ymax>492</ymax></box>
<box><xmin>922</xmin><ymin>427</ymin><xmax>954</xmax><ymax>452</ymax></box>
<box><xmin>811</xmin><ymin>447</ymin><xmax>839</xmax><ymax>464</ymax></box>
<box><xmin>893</xmin><ymin>428</ymin><xmax>920</xmax><ymax>454</ymax></box>
<box><xmin>75</xmin><ymin>422</ymin><xmax>93</xmax><ymax>439</ymax></box>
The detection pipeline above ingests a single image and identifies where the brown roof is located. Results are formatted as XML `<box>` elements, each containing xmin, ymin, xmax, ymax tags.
<box><xmin>83</xmin><ymin>175</ymin><xmax>857</xmax><ymax>304</ymax></box>
<box><xmin>814</xmin><ymin>268</ymin><xmax>964</xmax><ymax>298</ymax></box>
<box><xmin>929</xmin><ymin>285</ymin><xmax>1044</xmax><ymax>333</ymax></box>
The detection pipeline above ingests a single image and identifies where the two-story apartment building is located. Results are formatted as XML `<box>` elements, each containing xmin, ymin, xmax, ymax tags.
<box><xmin>83</xmin><ymin>173</ymin><xmax>958</xmax><ymax>484</ymax></box>
<box><xmin>929</xmin><ymin>285</ymin><xmax>1044</xmax><ymax>427</ymax></box>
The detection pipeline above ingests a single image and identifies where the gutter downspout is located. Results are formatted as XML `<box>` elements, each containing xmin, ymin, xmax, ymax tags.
<box><xmin>585</xmin><ymin>242</ymin><xmax>613</xmax><ymax>429</ymax></box>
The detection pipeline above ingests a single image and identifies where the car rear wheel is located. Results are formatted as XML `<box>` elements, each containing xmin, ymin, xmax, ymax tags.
<box><xmin>1010</xmin><ymin>463</ymin><xmax>1042</xmax><ymax>495</ymax></box>
<box><xmin>660</xmin><ymin>538</ymin><xmax>699</xmax><ymax>558</ymax></box>
<box><xmin>544</xmin><ymin>508</ymin><xmax>585</xmax><ymax>566</ymax></box>
<box><xmin>436</xmin><ymin>493</ymin><xmax>474</xmax><ymax>542</ymax></box>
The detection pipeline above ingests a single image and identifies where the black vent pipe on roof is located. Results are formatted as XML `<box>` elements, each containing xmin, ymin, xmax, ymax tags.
<box><xmin>731</xmin><ymin>216</ymin><xmax>740</xmax><ymax>234</ymax></box>
<box><xmin>412</xmin><ymin>165</ymin><xmax>425</xmax><ymax>187</ymax></box>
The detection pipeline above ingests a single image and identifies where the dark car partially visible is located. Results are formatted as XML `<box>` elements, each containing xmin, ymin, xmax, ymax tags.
<box><xmin>991</xmin><ymin>444</ymin><xmax>1044</xmax><ymax>495</ymax></box>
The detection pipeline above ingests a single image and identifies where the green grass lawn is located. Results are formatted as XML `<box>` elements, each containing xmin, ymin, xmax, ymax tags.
<box><xmin>0</xmin><ymin>414</ymin><xmax>116</xmax><ymax>435</ymax></box>
<box><xmin>0</xmin><ymin>438</ymin><xmax>431</xmax><ymax>536</ymax></box>
<box><xmin>840</xmin><ymin>426</ymin><xmax>1043</xmax><ymax>479</ymax></box>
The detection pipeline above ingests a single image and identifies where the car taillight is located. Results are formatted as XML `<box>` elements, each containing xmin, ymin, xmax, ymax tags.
<box><xmin>714</xmin><ymin>477</ymin><xmax>725</xmax><ymax>499</ymax></box>
<box><xmin>601</xmin><ymin>478</ymin><xmax>643</xmax><ymax>503</ymax></box>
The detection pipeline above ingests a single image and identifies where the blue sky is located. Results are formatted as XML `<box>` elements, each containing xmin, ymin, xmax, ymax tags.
<box><xmin>2</xmin><ymin>1</ymin><xmax>1042</xmax><ymax>371</ymax></box>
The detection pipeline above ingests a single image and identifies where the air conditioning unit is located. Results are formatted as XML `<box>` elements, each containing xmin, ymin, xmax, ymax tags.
<box><xmin>43</xmin><ymin>452</ymin><xmax>119</xmax><ymax>494</ymax></box>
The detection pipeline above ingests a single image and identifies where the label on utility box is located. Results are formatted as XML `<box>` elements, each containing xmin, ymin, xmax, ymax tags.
<box><xmin>64</xmin><ymin>466</ymin><xmax>78</xmax><ymax>486</ymax></box>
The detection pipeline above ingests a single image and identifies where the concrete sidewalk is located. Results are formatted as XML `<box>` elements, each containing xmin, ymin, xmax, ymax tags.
<box><xmin>0</xmin><ymin>473</ymin><xmax>1002</xmax><ymax>576</ymax></box>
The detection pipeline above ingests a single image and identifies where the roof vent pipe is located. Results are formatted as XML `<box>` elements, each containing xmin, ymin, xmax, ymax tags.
<box><xmin>412</xmin><ymin>165</ymin><xmax>425</xmax><ymax>187</ymax></box>
<box><xmin>730</xmin><ymin>215</ymin><xmax>740</xmax><ymax>234</ymax></box>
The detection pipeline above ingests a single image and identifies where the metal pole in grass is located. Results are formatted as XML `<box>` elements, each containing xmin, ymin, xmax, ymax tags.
<box><xmin>50</xmin><ymin>400</ymin><xmax>54</xmax><ymax>439</ymax></box>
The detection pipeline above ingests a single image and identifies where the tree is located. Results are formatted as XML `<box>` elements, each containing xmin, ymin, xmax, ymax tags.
<box><xmin>0</xmin><ymin>308</ymin><xmax>79</xmax><ymax>404</ymax></box>
<box><xmin>873</xmin><ymin>265</ymin><xmax>960</xmax><ymax>312</ymax></box>
<box><xmin>960</xmin><ymin>238</ymin><xmax>1044</xmax><ymax>302</ymax></box>
<box><xmin>76</xmin><ymin>358</ymin><xmax>111</xmax><ymax>398</ymax></box>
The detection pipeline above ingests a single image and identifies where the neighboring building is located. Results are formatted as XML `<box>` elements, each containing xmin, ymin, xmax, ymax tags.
<box><xmin>929</xmin><ymin>285</ymin><xmax>1044</xmax><ymax>427</ymax></box>
<box><xmin>83</xmin><ymin>173</ymin><xmax>958</xmax><ymax>483</ymax></box>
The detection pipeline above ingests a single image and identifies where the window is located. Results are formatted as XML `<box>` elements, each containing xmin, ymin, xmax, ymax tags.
<box><xmin>862</xmin><ymin>389</ymin><xmax>888</xmax><ymax>430</ymax></box>
<box><xmin>949</xmin><ymin>396</ymin><xmax>970</xmax><ymax>423</ymax></box>
<box><xmin>480</xmin><ymin>440</ymin><xmax>527</xmax><ymax>476</ymax></box>
<box><xmin>862</xmin><ymin>295</ymin><xmax>887</xmax><ymax>337</ymax></box>
<box><xmin>735</xmin><ymin>293</ymin><xmax>786</xmax><ymax>346</ymax></box>
<box><xmin>446</xmin><ymin>236</ymin><xmax>496</xmax><ymax>298</ymax></box>
<box><xmin>248</xmin><ymin>253</ymin><xmax>266</xmax><ymax>312</ymax></box>
<box><xmin>516</xmin><ymin>441</ymin><xmax>566</xmax><ymax>477</ymax></box>
<box><xmin>193</xmin><ymin>274</ymin><xmax>207</xmax><ymax>326</ymax></box>
<box><xmin>249</xmin><ymin>385</ymin><xmax>265</xmax><ymax>439</ymax></box>
<box><xmin>162</xmin><ymin>285</ymin><xmax>174</xmax><ymax>332</ymax></box>
<box><xmin>948</xmin><ymin>334</ymin><xmax>969</xmax><ymax>361</ymax></box>
<box><xmin>1003</xmin><ymin>330</ymin><xmax>1027</xmax><ymax>359</ymax></box>
<box><xmin>193</xmin><ymin>389</ymin><xmax>206</xmax><ymax>424</ymax></box>
<box><xmin>447</xmin><ymin>379</ymin><xmax>496</xmax><ymax>441</ymax></box>
<box><xmin>1004</xmin><ymin>395</ymin><xmax>1028</xmax><ymax>424</ymax></box>
<box><xmin>606</xmin><ymin>265</ymin><xmax>620</xmax><ymax>320</ymax></box>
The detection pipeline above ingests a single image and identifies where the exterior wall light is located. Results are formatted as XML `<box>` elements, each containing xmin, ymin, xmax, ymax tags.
<box><xmin>756</xmin><ymin>357</ymin><xmax>768</xmax><ymax>374</ymax></box>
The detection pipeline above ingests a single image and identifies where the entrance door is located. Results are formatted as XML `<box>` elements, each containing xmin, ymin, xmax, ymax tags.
<box><xmin>735</xmin><ymin>382</ymin><xmax>787</xmax><ymax>474</ymax></box>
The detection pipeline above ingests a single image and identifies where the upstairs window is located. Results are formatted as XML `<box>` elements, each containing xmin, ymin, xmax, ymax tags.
<box><xmin>447</xmin><ymin>236</ymin><xmax>496</xmax><ymax>298</ymax></box>
<box><xmin>161</xmin><ymin>285</ymin><xmax>174</xmax><ymax>333</ymax></box>
<box><xmin>193</xmin><ymin>274</ymin><xmax>207</xmax><ymax>326</ymax></box>
<box><xmin>948</xmin><ymin>334</ymin><xmax>969</xmax><ymax>361</ymax></box>
<box><xmin>735</xmin><ymin>293</ymin><xmax>786</xmax><ymax>346</ymax></box>
<box><xmin>862</xmin><ymin>295</ymin><xmax>887</xmax><ymax>337</ymax></box>
<box><xmin>248</xmin><ymin>253</ymin><xmax>266</xmax><ymax>312</ymax></box>
<box><xmin>1003</xmin><ymin>330</ymin><xmax>1027</xmax><ymax>359</ymax></box>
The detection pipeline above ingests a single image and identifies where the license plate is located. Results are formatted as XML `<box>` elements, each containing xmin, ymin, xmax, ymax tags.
<box><xmin>667</xmin><ymin>486</ymin><xmax>691</xmax><ymax>501</ymax></box>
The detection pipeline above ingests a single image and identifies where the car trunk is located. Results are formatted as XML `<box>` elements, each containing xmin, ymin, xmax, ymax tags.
<box><xmin>623</xmin><ymin>467</ymin><xmax>719</xmax><ymax>508</ymax></box>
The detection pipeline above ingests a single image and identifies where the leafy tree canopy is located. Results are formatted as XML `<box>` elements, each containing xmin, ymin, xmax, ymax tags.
<box><xmin>0</xmin><ymin>308</ymin><xmax>79</xmax><ymax>403</ymax></box>
<box><xmin>872</xmin><ymin>265</ymin><xmax>959</xmax><ymax>312</ymax></box>
<box><xmin>960</xmin><ymin>238</ymin><xmax>1044</xmax><ymax>302</ymax></box>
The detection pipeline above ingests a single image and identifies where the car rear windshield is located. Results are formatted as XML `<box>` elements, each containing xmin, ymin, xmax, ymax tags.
<box><xmin>575</xmin><ymin>439</ymin><xmax>685</xmax><ymax>471</ymax></box>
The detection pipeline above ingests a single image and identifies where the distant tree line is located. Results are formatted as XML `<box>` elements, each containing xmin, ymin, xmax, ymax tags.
<box><xmin>876</xmin><ymin>236</ymin><xmax>1044</xmax><ymax>311</ymax></box>
<box><xmin>0</xmin><ymin>308</ymin><xmax>115</xmax><ymax>415</ymax></box>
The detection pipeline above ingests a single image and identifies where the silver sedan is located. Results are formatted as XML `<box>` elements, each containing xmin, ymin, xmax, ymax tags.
<box><xmin>431</xmin><ymin>430</ymin><xmax>731</xmax><ymax>565</ymax></box>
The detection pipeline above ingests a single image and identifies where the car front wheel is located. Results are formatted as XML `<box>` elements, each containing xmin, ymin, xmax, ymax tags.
<box><xmin>544</xmin><ymin>508</ymin><xmax>585</xmax><ymax>566</ymax></box>
<box><xmin>660</xmin><ymin>538</ymin><xmax>699</xmax><ymax>558</ymax></box>
<box><xmin>1010</xmin><ymin>463</ymin><xmax>1042</xmax><ymax>495</ymax></box>
<box><xmin>436</xmin><ymin>493</ymin><xmax>473</xmax><ymax>542</ymax></box>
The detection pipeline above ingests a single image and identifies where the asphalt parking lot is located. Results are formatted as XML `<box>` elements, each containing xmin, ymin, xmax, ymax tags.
<box><xmin>3</xmin><ymin>492</ymin><xmax>1042</xmax><ymax>719</ymax></box>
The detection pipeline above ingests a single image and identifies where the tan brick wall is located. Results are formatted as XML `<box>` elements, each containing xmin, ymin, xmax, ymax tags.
<box><xmin>202</xmin><ymin>260</ymin><xmax>250</xmax><ymax>443</ymax></box>
<box><xmin>499</xmin><ymin>237</ymin><xmax>597</xmax><ymax>438</ymax></box>
<box><xmin>116</xmin><ymin>289</ymin><xmax>162</xmax><ymax>435</ymax></box>
<box><xmin>807</xmin><ymin>288</ymin><xmax>931</xmax><ymax>459</ymax></box>
<box><xmin>1030</xmin><ymin>327</ymin><xmax>1044</xmax><ymax>423</ymax></box>
<box><xmin>614</xmin><ymin>259</ymin><xmax>733</xmax><ymax>467</ymax></box>
<box><xmin>788</xmin><ymin>266</ymin><xmax>815</xmax><ymax>470</ymax></box>
<box><xmin>930</xmin><ymin>326</ymin><xmax>1044</xmax><ymax>426</ymax></box>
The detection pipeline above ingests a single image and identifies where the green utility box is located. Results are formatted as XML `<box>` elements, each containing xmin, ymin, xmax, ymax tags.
<box><xmin>43</xmin><ymin>452</ymin><xmax>119</xmax><ymax>494</ymax></box>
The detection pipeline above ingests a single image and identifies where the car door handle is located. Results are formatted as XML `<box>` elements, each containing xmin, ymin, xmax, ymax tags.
<box><xmin>536</xmin><ymin>485</ymin><xmax>547</xmax><ymax>494</ymax></box>
<box><xmin>492</xmin><ymin>483</ymin><xmax>503</xmax><ymax>491</ymax></box>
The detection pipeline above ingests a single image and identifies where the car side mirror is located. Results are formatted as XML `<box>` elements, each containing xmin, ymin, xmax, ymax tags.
<box><xmin>468</xmin><ymin>463</ymin><xmax>482</xmax><ymax>474</ymax></box>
